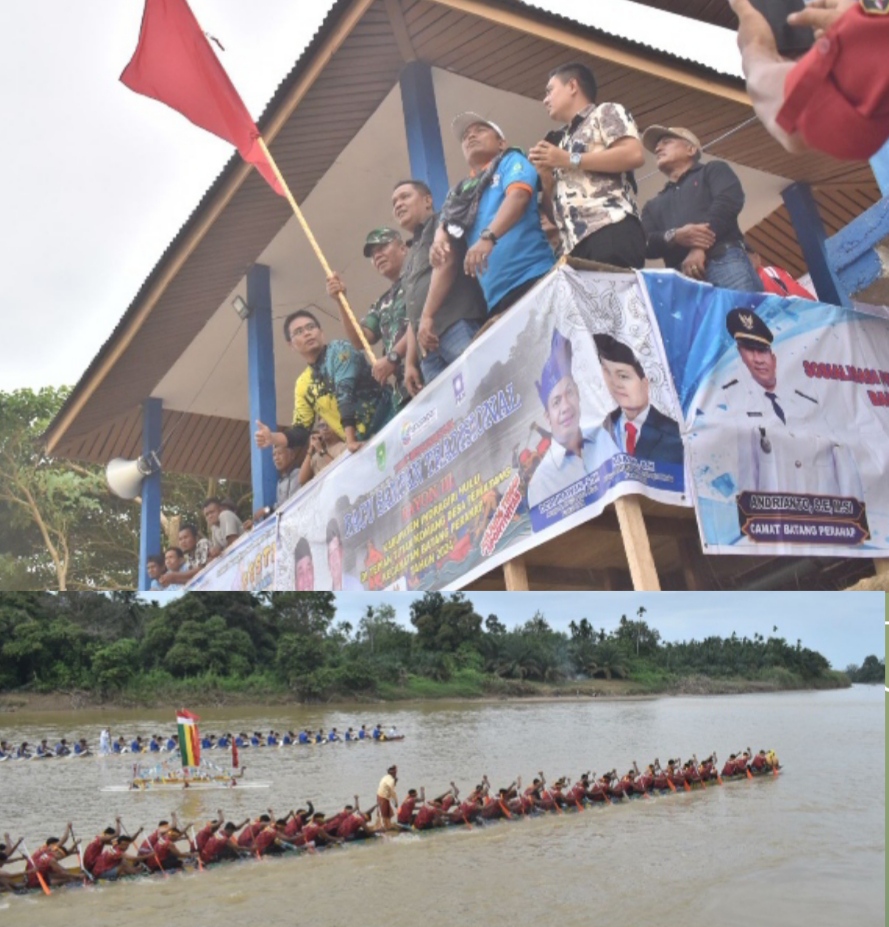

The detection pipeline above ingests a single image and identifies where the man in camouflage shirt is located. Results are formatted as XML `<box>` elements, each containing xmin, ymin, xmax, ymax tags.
<box><xmin>327</xmin><ymin>227</ymin><xmax>411</xmax><ymax>412</ymax></box>
<box><xmin>529</xmin><ymin>62</ymin><xmax>646</xmax><ymax>268</ymax></box>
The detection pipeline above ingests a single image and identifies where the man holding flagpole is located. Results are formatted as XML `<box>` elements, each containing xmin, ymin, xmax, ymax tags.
<box><xmin>121</xmin><ymin>0</ymin><xmax>375</xmax><ymax>360</ymax></box>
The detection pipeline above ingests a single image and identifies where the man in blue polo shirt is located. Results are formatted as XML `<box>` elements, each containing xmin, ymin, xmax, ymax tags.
<box><xmin>433</xmin><ymin>112</ymin><xmax>554</xmax><ymax>317</ymax></box>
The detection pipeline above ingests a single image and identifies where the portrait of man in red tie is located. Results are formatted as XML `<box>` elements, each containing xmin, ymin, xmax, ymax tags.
<box><xmin>594</xmin><ymin>333</ymin><xmax>684</xmax><ymax>466</ymax></box>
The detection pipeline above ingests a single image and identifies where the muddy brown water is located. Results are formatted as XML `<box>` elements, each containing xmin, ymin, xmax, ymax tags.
<box><xmin>0</xmin><ymin>686</ymin><xmax>883</xmax><ymax>926</ymax></box>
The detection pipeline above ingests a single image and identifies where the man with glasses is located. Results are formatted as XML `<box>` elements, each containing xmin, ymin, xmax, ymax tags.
<box><xmin>254</xmin><ymin>307</ymin><xmax>389</xmax><ymax>457</ymax></box>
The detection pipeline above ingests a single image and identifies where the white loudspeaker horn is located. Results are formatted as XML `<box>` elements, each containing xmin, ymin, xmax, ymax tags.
<box><xmin>106</xmin><ymin>453</ymin><xmax>160</xmax><ymax>500</ymax></box>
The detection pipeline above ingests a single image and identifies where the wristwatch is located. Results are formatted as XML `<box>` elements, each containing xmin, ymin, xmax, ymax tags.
<box><xmin>480</xmin><ymin>228</ymin><xmax>498</xmax><ymax>244</ymax></box>
<box><xmin>664</xmin><ymin>228</ymin><xmax>677</xmax><ymax>244</ymax></box>
<box><xmin>387</xmin><ymin>349</ymin><xmax>401</xmax><ymax>366</ymax></box>
<box><xmin>569</xmin><ymin>151</ymin><xmax>582</xmax><ymax>168</ymax></box>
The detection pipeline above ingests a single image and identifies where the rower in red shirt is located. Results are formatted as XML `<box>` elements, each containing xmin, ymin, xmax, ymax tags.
<box><xmin>82</xmin><ymin>822</ymin><xmax>120</xmax><ymax>877</ymax></box>
<box><xmin>397</xmin><ymin>789</ymin><xmax>420</xmax><ymax>826</ymax></box>
<box><xmin>92</xmin><ymin>834</ymin><xmax>153</xmax><ymax>880</ymax></box>
<box><xmin>141</xmin><ymin>828</ymin><xmax>194</xmax><ymax>871</ymax></box>
<box><xmin>298</xmin><ymin>813</ymin><xmax>342</xmax><ymax>848</ymax></box>
<box><xmin>25</xmin><ymin>836</ymin><xmax>81</xmax><ymax>888</ymax></box>
<box><xmin>337</xmin><ymin>800</ymin><xmax>376</xmax><ymax>841</ymax></box>
<box><xmin>283</xmin><ymin>804</ymin><xmax>314</xmax><ymax>841</ymax></box>
<box><xmin>200</xmin><ymin>823</ymin><xmax>243</xmax><ymax>865</ymax></box>
<box><xmin>414</xmin><ymin>796</ymin><xmax>448</xmax><ymax>830</ymax></box>
<box><xmin>237</xmin><ymin>814</ymin><xmax>271</xmax><ymax>849</ymax></box>
<box><xmin>253</xmin><ymin>820</ymin><xmax>292</xmax><ymax>856</ymax></box>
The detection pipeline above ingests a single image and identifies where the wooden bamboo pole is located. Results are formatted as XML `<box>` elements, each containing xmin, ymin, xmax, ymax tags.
<box><xmin>256</xmin><ymin>138</ymin><xmax>376</xmax><ymax>364</ymax></box>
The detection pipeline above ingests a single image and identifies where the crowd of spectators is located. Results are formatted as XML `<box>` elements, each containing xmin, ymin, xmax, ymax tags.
<box><xmin>146</xmin><ymin>40</ymin><xmax>840</xmax><ymax>584</ymax></box>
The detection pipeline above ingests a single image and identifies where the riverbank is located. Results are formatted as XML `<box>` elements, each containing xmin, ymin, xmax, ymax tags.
<box><xmin>0</xmin><ymin>668</ymin><xmax>850</xmax><ymax>713</ymax></box>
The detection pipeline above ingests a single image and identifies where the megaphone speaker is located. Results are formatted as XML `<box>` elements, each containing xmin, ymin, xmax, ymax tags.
<box><xmin>106</xmin><ymin>454</ymin><xmax>159</xmax><ymax>500</ymax></box>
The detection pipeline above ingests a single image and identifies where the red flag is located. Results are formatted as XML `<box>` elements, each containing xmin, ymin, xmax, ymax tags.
<box><xmin>232</xmin><ymin>740</ymin><xmax>239</xmax><ymax>769</ymax></box>
<box><xmin>121</xmin><ymin>0</ymin><xmax>284</xmax><ymax>196</ymax></box>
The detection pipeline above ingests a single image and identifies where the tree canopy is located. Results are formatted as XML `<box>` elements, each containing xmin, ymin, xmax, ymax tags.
<box><xmin>0</xmin><ymin>592</ymin><xmax>844</xmax><ymax>702</ymax></box>
<box><xmin>0</xmin><ymin>388</ymin><xmax>250</xmax><ymax>591</ymax></box>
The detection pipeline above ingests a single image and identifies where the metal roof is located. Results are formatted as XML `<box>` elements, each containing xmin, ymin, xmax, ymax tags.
<box><xmin>45</xmin><ymin>0</ymin><xmax>879</xmax><ymax>478</ymax></box>
<box><xmin>626</xmin><ymin>0</ymin><xmax>738</xmax><ymax>30</ymax></box>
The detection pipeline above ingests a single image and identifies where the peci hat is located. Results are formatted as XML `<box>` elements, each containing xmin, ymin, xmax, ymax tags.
<box><xmin>363</xmin><ymin>227</ymin><xmax>402</xmax><ymax>258</ymax></box>
<box><xmin>451</xmin><ymin>111</ymin><xmax>505</xmax><ymax>142</ymax></box>
<box><xmin>641</xmin><ymin>125</ymin><xmax>701</xmax><ymax>154</ymax></box>
<box><xmin>726</xmin><ymin>307</ymin><xmax>774</xmax><ymax>349</ymax></box>
<box><xmin>536</xmin><ymin>329</ymin><xmax>574</xmax><ymax>407</ymax></box>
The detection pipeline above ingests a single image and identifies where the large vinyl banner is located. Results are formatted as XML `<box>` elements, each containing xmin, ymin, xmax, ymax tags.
<box><xmin>274</xmin><ymin>267</ymin><xmax>689</xmax><ymax>591</ymax></box>
<box><xmin>189</xmin><ymin>516</ymin><xmax>276</xmax><ymax>591</ymax></box>
<box><xmin>643</xmin><ymin>271</ymin><xmax>889</xmax><ymax>556</ymax></box>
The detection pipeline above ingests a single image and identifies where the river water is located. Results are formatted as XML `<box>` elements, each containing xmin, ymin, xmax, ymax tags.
<box><xmin>0</xmin><ymin>686</ymin><xmax>883</xmax><ymax>927</ymax></box>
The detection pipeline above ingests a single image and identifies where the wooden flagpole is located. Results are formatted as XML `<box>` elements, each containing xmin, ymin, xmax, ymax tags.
<box><xmin>257</xmin><ymin>137</ymin><xmax>376</xmax><ymax>364</ymax></box>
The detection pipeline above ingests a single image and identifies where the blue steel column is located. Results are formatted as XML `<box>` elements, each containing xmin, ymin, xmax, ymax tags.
<box><xmin>246</xmin><ymin>263</ymin><xmax>278</xmax><ymax>512</ymax></box>
<box><xmin>782</xmin><ymin>182</ymin><xmax>849</xmax><ymax>307</ymax></box>
<box><xmin>869</xmin><ymin>137</ymin><xmax>889</xmax><ymax>196</ymax></box>
<box><xmin>138</xmin><ymin>397</ymin><xmax>162</xmax><ymax>592</ymax></box>
<box><xmin>399</xmin><ymin>60</ymin><xmax>449</xmax><ymax>209</ymax></box>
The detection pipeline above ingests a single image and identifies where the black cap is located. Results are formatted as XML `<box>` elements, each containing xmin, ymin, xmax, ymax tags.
<box><xmin>726</xmin><ymin>307</ymin><xmax>773</xmax><ymax>349</ymax></box>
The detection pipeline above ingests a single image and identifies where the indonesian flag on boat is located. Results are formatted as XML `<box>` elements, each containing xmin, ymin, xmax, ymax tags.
<box><xmin>177</xmin><ymin>708</ymin><xmax>201</xmax><ymax>769</ymax></box>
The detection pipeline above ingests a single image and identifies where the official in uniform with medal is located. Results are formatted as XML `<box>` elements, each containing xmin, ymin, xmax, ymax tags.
<box><xmin>723</xmin><ymin>307</ymin><xmax>863</xmax><ymax>499</ymax></box>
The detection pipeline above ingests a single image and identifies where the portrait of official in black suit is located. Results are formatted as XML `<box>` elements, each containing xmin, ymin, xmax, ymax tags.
<box><xmin>593</xmin><ymin>333</ymin><xmax>684</xmax><ymax>465</ymax></box>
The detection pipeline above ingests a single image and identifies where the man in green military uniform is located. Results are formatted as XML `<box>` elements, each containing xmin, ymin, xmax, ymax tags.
<box><xmin>327</xmin><ymin>227</ymin><xmax>414</xmax><ymax>413</ymax></box>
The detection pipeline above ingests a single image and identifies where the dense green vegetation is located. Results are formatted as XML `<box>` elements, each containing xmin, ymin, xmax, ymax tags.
<box><xmin>0</xmin><ymin>592</ymin><xmax>851</xmax><ymax>705</ymax></box>
<box><xmin>844</xmin><ymin>654</ymin><xmax>885</xmax><ymax>684</ymax></box>
<box><xmin>0</xmin><ymin>387</ymin><xmax>250</xmax><ymax>591</ymax></box>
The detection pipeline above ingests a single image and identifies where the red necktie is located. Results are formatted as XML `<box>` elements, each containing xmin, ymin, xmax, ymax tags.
<box><xmin>625</xmin><ymin>422</ymin><xmax>637</xmax><ymax>456</ymax></box>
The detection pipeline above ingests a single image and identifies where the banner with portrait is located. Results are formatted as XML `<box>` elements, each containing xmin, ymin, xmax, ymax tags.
<box><xmin>189</xmin><ymin>515</ymin><xmax>276</xmax><ymax>591</ymax></box>
<box><xmin>273</xmin><ymin>266</ymin><xmax>689</xmax><ymax>591</ymax></box>
<box><xmin>642</xmin><ymin>271</ymin><xmax>889</xmax><ymax>556</ymax></box>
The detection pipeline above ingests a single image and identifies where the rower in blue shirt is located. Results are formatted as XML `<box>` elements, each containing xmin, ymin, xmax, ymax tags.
<box><xmin>250</xmin><ymin>733</ymin><xmax>261</xmax><ymax>747</ymax></box>
<box><xmin>130</xmin><ymin>737</ymin><xmax>143</xmax><ymax>754</ymax></box>
<box><xmin>149</xmin><ymin>736</ymin><xmax>161</xmax><ymax>752</ymax></box>
<box><xmin>372</xmin><ymin>725</ymin><xmax>383</xmax><ymax>741</ymax></box>
<box><xmin>16</xmin><ymin>742</ymin><xmax>32</xmax><ymax>759</ymax></box>
<box><xmin>267</xmin><ymin>732</ymin><xmax>278</xmax><ymax>746</ymax></box>
<box><xmin>35</xmin><ymin>740</ymin><xmax>50</xmax><ymax>758</ymax></box>
<box><xmin>73</xmin><ymin>738</ymin><xmax>90</xmax><ymax>756</ymax></box>
<box><xmin>201</xmin><ymin>735</ymin><xmax>212</xmax><ymax>750</ymax></box>
<box><xmin>298</xmin><ymin>730</ymin><xmax>310</xmax><ymax>745</ymax></box>
<box><xmin>217</xmin><ymin>734</ymin><xmax>230</xmax><ymax>748</ymax></box>
<box><xmin>55</xmin><ymin>739</ymin><xmax>71</xmax><ymax>756</ymax></box>
<box><xmin>358</xmin><ymin>725</ymin><xmax>368</xmax><ymax>741</ymax></box>
<box><xmin>345</xmin><ymin>728</ymin><xmax>355</xmax><ymax>742</ymax></box>
<box><xmin>281</xmin><ymin>731</ymin><xmax>293</xmax><ymax>746</ymax></box>
<box><xmin>165</xmin><ymin>736</ymin><xmax>177</xmax><ymax>751</ymax></box>
<box><xmin>235</xmin><ymin>733</ymin><xmax>249</xmax><ymax>748</ymax></box>
<box><xmin>314</xmin><ymin>730</ymin><xmax>325</xmax><ymax>744</ymax></box>
<box><xmin>328</xmin><ymin>728</ymin><xmax>340</xmax><ymax>742</ymax></box>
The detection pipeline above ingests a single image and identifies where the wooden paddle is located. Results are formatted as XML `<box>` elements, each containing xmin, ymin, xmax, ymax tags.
<box><xmin>125</xmin><ymin>819</ymin><xmax>168</xmax><ymax>879</ymax></box>
<box><xmin>692</xmin><ymin>754</ymin><xmax>706</xmax><ymax>789</ymax></box>
<box><xmin>68</xmin><ymin>826</ymin><xmax>94</xmax><ymax>884</ymax></box>
<box><xmin>21</xmin><ymin>840</ymin><xmax>51</xmax><ymax>896</ymax></box>
<box><xmin>189</xmin><ymin>825</ymin><xmax>204</xmax><ymax>871</ymax></box>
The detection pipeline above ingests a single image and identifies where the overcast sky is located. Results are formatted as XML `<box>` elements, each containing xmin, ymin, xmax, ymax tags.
<box><xmin>143</xmin><ymin>590</ymin><xmax>885</xmax><ymax>670</ymax></box>
<box><xmin>0</xmin><ymin>0</ymin><xmax>740</xmax><ymax>394</ymax></box>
